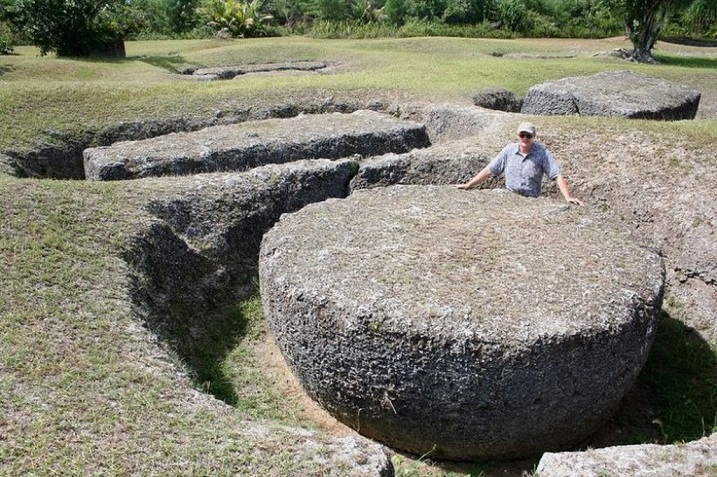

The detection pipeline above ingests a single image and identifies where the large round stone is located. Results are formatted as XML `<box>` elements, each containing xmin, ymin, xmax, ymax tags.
<box><xmin>259</xmin><ymin>186</ymin><xmax>664</xmax><ymax>460</ymax></box>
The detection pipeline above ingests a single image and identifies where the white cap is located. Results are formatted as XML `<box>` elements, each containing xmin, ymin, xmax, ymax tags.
<box><xmin>517</xmin><ymin>122</ymin><xmax>536</xmax><ymax>136</ymax></box>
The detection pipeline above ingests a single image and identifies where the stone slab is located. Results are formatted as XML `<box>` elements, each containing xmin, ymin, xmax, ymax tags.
<box><xmin>521</xmin><ymin>71</ymin><xmax>701</xmax><ymax>120</ymax></box>
<box><xmin>84</xmin><ymin>110</ymin><xmax>430</xmax><ymax>180</ymax></box>
<box><xmin>191</xmin><ymin>61</ymin><xmax>328</xmax><ymax>80</ymax></box>
<box><xmin>537</xmin><ymin>434</ymin><xmax>717</xmax><ymax>477</ymax></box>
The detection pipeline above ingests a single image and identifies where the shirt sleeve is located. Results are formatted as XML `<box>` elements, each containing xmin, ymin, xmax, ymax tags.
<box><xmin>543</xmin><ymin>147</ymin><xmax>561</xmax><ymax>180</ymax></box>
<box><xmin>488</xmin><ymin>145</ymin><xmax>511</xmax><ymax>177</ymax></box>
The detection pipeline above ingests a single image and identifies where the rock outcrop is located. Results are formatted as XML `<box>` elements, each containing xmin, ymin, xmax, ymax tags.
<box><xmin>84</xmin><ymin>110</ymin><xmax>429</xmax><ymax>181</ymax></box>
<box><xmin>127</xmin><ymin>158</ymin><xmax>359</xmax><ymax>344</ymax></box>
<box><xmin>121</xmin><ymin>158</ymin><xmax>395</xmax><ymax>476</ymax></box>
<box><xmin>521</xmin><ymin>71</ymin><xmax>701</xmax><ymax>120</ymax></box>
<box><xmin>537</xmin><ymin>434</ymin><xmax>717</xmax><ymax>477</ymax></box>
<box><xmin>189</xmin><ymin>61</ymin><xmax>329</xmax><ymax>80</ymax></box>
<box><xmin>473</xmin><ymin>87</ymin><xmax>523</xmax><ymax>112</ymax></box>
<box><xmin>349</xmin><ymin>139</ymin><xmax>492</xmax><ymax>190</ymax></box>
<box><xmin>260</xmin><ymin>185</ymin><xmax>665</xmax><ymax>460</ymax></box>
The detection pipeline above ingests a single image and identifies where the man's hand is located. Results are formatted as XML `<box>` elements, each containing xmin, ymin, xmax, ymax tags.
<box><xmin>566</xmin><ymin>196</ymin><xmax>584</xmax><ymax>206</ymax></box>
<box><xmin>453</xmin><ymin>183</ymin><xmax>471</xmax><ymax>190</ymax></box>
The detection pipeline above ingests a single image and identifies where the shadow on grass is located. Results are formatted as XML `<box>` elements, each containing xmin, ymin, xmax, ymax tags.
<box><xmin>589</xmin><ymin>310</ymin><xmax>717</xmax><ymax>447</ymax></box>
<box><xmin>123</xmin><ymin>222</ymin><xmax>259</xmax><ymax>407</ymax></box>
<box><xmin>135</xmin><ymin>55</ymin><xmax>190</xmax><ymax>73</ymax></box>
<box><xmin>188</xmin><ymin>303</ymin><xmax>251</xmax><ymax>406</ymax></box>
<box><xmin>654</xmin><ymin>54</ymin><xmax>717</xmax><ymax>69</ymax></box>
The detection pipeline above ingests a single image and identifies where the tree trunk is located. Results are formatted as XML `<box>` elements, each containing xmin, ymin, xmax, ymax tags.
<box><xmin>625</xmin><ymin>0</ymin><xmax>671</xmax><ymax>63</ymax></box>
<box><xmin>89</xmin><ymin>39</ymin><xmax>126</xmax><ymax>58</ymax></box>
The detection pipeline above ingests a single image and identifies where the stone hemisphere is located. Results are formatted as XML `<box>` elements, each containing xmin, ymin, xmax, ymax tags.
<box><xmin>259</xmin><ymin>186</ymin><xmax>665</xmax><ymax>460</ymax></box>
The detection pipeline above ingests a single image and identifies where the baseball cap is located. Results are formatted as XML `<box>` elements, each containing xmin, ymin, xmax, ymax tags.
<box><xmin>517</xmin><ymin>122</ymin><xmax>536</xmax><ymax>136</ymax></box>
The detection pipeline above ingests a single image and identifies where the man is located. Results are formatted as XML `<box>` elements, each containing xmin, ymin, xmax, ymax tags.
<box><xmin>454</xmin><ymin>122</ymin><xmax>584</xmax><ymax>206</ymax></box>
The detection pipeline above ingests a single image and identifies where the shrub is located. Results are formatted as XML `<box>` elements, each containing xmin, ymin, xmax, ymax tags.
<box><xmin>0</xmin><ymin>36</ymin><xmax>12</xmax><ymax>54</ymax></box>
<box><xmin>199</xmin><ymin>0</ymin><xmax>273</xmax><ymax>37</ymax></box>
<box><xmin>495</xmin><ymin>0</ymin><xmax>531</xmax><ymax>32</ymax></box>
<box><xmin>0</xmin><ymin>21</ymin><xmax>14</xmax><ymax>53</ymax></box>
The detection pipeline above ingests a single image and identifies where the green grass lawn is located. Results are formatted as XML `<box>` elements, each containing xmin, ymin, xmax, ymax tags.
<box><xmin>1</xmin><ymin>36</ymin><xmax>716</xmax><ymax>476</ymax></box>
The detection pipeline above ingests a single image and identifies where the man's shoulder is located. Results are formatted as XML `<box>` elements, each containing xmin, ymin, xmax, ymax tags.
<box><xmin>500</xmin><ymin>142</ymin><xmax>520</xmax><ymax>155</ymax></box>
<box><xmin>531</xmin><ymin>142</ymin><xmax>554</xmax><ymax>160</ymax></box>
<box><xmin>532</xmin><ymin>142</ymin><xmax>549</xmax><ymax>153</ymax></box>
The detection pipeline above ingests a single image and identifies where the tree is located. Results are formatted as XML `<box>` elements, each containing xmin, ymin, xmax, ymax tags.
<box><xmin>623</xmin><ymin>0</ymin><xmax>692</xmax><ymax>62</ymax></box>
<box><xmin>0</xmin><ymin>0</ymin><xmax>130</xmax><ymax>56</ymax></box>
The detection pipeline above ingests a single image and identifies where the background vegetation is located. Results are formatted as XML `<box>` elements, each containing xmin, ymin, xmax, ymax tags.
<box><xmin>1</xmin><ymin>0</ymin><xmax>716</xmax><ymax>58</ymax></box>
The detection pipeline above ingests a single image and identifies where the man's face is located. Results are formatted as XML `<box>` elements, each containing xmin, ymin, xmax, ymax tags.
<box><xmin>518</xmin><ymin>131</ymin><xmax>534</xmax><ymax>149</ymax></box>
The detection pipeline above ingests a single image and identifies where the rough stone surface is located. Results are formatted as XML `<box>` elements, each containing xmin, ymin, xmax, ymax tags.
<box><xmin>190</xmin><ymin>61</ymin><xmax>329</xmax><ymax>80</ymax></box>
<box><xmin>521</xmin><ymin>71</ymin><xmax>701</xmax><ymax>120</ymax></box>
<box><xmin>5</xmin><ymin>99</ymin><xmax>373</xmax><ymax>180</ymax></box>
<box><xmin>84</xmin><ymin>110</ymin><xmax>429</xmax><ymax>181</ymax></box>
<box><xmin>399</xmin><ymin>104</ymin><xmax>512</xmax><ymax>143</ymax></box>
<box><xmin>472</xmin><ymin>87</ymin><xmax>523</xmax><ymax>112</ymax></box>
<box><xmin>128</xmin><ymin>158</ymin><xmax>358</xmax><ymax>327</ymax></box>
<box><xmin>537</xmin><ymin>434</ymin><xmax>717</xmax><ymax>477</ymax></box>
<box><xmin>350</xmin><ymin>139</ymin><xmax>493</xmax><ymax>190</ymax></box>
<box><xmin>259</xmin><ymin>185</ymin><xmax>665</xmax><ymax>460</ymax></box>
<box><xmin>121</xmin><ymin>158</ymin><xmax>395</xmax><ymax>475</ymax></box>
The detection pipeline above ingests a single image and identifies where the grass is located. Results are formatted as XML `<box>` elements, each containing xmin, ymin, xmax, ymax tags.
<box><xmin>2</xmin><ymin>36</ymin><xmax>716</xmax><ymax>156</ymax></box>
<box><xmin>639</xmin><ymin>312</ymin><xmax>717</xmax><ymax>443</ymax></box>
<box><xmin>1</xmin><ymin>36</ymin><xmax>717</xmax><ymax>475</ymax></box>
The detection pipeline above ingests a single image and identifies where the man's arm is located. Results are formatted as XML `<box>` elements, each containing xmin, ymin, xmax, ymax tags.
<box><xmin>454</xmin><ymin>167</ymin><xmax>493</xmax><ymax>190</ymax></box>
<box><xmin>556</xmin><ymin>175</ymin><xmax>584</xmax><ymax>205</ymax></box>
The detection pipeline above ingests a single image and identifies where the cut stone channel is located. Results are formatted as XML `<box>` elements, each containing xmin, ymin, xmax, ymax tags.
<box><xmin>259</xmin><ymin>185</ymin><xmax>665</xmax><ymax>460</ymax></box>
<box><xmin>83</xmin><ymin>110</ymin><xmax>430</xmax><ymax>181</ymax></box>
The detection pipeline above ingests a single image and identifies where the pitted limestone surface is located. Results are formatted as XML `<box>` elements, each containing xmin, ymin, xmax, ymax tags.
<box><xmin>259</xmin><ymin>185</ymin><xmax>665</xmax><ymax>460</ymax></box>
<box><xmin>521</xmin><ymin>71</ymin><xmax>701</xmax><ymax>120</ymax></box>
<box><xmin>189</xmin><ymin>61</ymin><xmax>329</xmax><ymax>80</ymax></box>
<box><xmin>83</xmin><ymin>110</ymin><xmax>429</xmax><ymax>181</ymax></box>
<box><xmin>537</xmin><ymin>434</ymin><xmax>717</xmax><ymax>477</ymax></box>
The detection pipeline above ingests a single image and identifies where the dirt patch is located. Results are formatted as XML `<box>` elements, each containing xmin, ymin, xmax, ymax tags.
<box><xmin>254</xmin><ymin>333</ymin><xmax>355</xmax><ymax>436</ymax></box>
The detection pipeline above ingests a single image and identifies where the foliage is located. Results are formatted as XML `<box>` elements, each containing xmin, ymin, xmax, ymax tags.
<box><xmin>123</xmin><ymin>0</ymin><xmax>205</xmax><ymax>39</ymax></box>
<box><xmin>309</xmin><ymin>17</ymin><xmax>516</xmax><ymax>37</ymax></box>
<box><xmin>264</xmin><ymin>0</ymin><xmax>306</xmax><ymax>25</ymax></box>
<box><xmin>496</xmin><ymin>0</ymin><xmax>530</xmax><ymax>31</ymax></box>
<box><xmin>381</xmin><ymin>0</ymin><xmax>497</xmax><ymax>27</ymax></box>
<box><xmin>676</xmin><ymin>0</ymin><xmax>717</xmax><ymax>36</ymax></box>
<box><xmin>0</xmin><ymin>37</ymin><xmax>11</xmax><ymax>54</ymax></box>
<box><xmin>0</xmin><ymin>21</ymin><xmax>14</xmax><ymax>53</ymax></box>
<box><xmin>200</xmin><ymin>0</ymin><xmax>274</xmax><ymax>37</ymax></box>
<box><xmin>440</xmin><ymin>0</ymin><xmax>494</xmax><ymax>25</ymax></box>
<box><xmin>0</xmin><ymin>0</ymin><xmax>136</xmax><ymax>56</ymax></box>
<box><xmin>166</xmin><ymin>0</ymin><xmax>203</xmax><ymax>33</ymax></box>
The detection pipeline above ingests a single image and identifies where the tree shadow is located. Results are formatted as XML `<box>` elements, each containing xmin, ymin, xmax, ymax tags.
<box><xmin>660</xmin><ymin>36</ymin><xmax>717</xmax><ymax>48</ymax></box>
<box><xmin>653</xmin><ymin>53</ymin><xmax>717</xmax><ymax>69</ymax></box>
<box><xmin>81</xmin><ymin>54</ymin><xmax>192</xmax><ymax>73</ymax></box>
<box><xmin>134</xmin><ymin>55</ymin><xmax>190</xmax><ymax>73</ymax></box>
